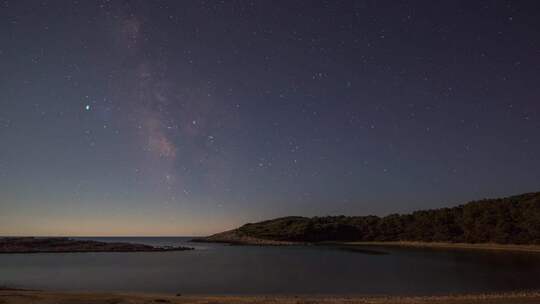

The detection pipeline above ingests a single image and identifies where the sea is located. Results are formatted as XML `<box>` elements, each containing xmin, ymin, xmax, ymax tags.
<box><xmin>1</xmin><ymin>237</ymin><xmax>540</xmax><ymax>295</ymax></box>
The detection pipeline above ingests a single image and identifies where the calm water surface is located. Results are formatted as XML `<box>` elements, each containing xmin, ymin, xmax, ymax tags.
<box><xmin>1</xmin><ymin>237</ymin><xmax>540</xmax><ymax>295</ymax></box>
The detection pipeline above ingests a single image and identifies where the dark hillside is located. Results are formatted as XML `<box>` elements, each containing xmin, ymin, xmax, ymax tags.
<box><xmin>235</xmin><ymin>192</ymin><xmax>540</xmax><ymax>244</ymax></box>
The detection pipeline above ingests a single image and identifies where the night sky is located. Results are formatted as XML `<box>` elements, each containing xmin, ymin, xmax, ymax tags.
<box><xmin>1</xmin><ymin>1</ymin><xmax>539</xmax><ymax>236</ymax></box>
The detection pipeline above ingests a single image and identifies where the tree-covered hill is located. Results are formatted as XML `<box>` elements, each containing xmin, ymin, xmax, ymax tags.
<box><xmin>232</xmin><ymin>192</ymin><xmax>540</xmax><ymax>244</ymax></box>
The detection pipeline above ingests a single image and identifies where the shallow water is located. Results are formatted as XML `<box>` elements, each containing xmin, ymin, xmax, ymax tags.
<box><xmin>1</xmin><ymin>237</ymin><xmax>540</xmax><ymax>295</ymax></box>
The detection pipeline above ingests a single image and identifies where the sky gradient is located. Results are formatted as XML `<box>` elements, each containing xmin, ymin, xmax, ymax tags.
<box><xmin>1</xmin><ymin>0</ymin><xmax>539</xmax><ymax>236</ymax></box>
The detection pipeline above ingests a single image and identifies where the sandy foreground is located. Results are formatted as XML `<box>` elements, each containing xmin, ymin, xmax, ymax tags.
<box><xmin>2</xmin><ymin>290</ymin><xmax>540</xmax><ymax>304</ymax></box>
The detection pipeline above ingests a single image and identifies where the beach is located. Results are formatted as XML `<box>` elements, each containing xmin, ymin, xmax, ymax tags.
<box><xmin>2</xmin><ymin>290</ymin><xmax>540</xmax><ymax>304</ymax></box>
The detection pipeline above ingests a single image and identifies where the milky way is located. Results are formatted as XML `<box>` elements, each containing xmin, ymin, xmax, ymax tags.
<box><xmin>1</xmin><ymin>1</ymin><xmax>539</xmax><ymax>236</ymax></box>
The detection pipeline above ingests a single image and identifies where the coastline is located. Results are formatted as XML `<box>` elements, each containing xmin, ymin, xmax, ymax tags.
<box><xmin>0</xmin><ymin>237</ymin><xmax>193</xmax><ymax>254</ymax></box>
<box><xmin>192</xmin><ymin>230</ymin><xmax>301</xmax><ymax>246</ymax></box>
<box><xmin>2</xmin><ymin>289</ymin><xmax>540</xmax><ymax>304</ymax></box>
<box><xmin>195</xmin><ymin>231</ymin><xmax>540</xmax><ymax>253</ymax></box>
<box><xmin>340</xmin><ymin>241</ymin><xmax>540</xmax><ymax>253</ymax></box>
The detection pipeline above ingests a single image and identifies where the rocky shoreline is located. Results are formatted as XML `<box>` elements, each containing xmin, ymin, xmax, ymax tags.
<box><xmin>0</xmin><ymin>237</ymin><xmax>193</xmax><ymax>253</ymax></box>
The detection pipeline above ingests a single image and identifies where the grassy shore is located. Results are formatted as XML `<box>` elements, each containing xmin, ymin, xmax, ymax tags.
<box><xmin>2</xmin><ymin>290</ymin><xmax>540</xmax><ymax>304</ymax></box>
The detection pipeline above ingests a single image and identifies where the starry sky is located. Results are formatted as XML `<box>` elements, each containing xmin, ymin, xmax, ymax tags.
<box><xmin>1</xmin><ymin>1</ymin><xmax>539</xmax><ymax>236</ymax></box>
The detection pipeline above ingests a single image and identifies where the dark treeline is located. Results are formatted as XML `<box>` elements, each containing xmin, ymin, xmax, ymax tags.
<box><xmin>238</xmin><ymin>192</ymin><xmax>540</xmax><ymax>244</ymax></box>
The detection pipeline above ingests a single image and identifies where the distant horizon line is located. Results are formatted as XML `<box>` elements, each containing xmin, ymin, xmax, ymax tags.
<box><xmin>0</xmin><ymin>235</ymin><xmax>205</xmax><ymax>238</ymax></box>
<box><xmin>2</xmin><ymin>190</ymin><xmax>537</xmax><ymax>238</ymax></box>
